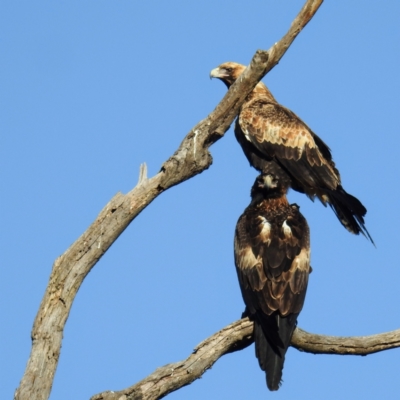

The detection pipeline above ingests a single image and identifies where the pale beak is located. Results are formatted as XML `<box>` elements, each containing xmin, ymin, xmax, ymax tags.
<box><xmin>262</xmin><ymin>175</ymin><xmax>276</xmax><ymax>189</ymax></box>
<box><xmin>210</xmin><ymin>67</ymin><xmax>221</xmax><ymax>79</ymax></box>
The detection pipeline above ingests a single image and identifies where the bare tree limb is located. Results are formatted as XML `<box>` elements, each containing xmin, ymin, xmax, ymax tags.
<box><xmin>15</xmin><ymin>1</ymin><xmax>325</xmax><ymax>399</ymax></box>
<box><xmin>137</xmin><ymin>163</ymin><xmax>148</xmax><ymax>186</ymax></box>
<box><xmin>91</xmin><ymin>319</ymin><xmax>254</xmax><ymax>400</ymax></box>
<box><xmin>91</xmin><ymin>319</ymin><xmax>400</xmax><ymax>400</ymax></box>
<box><xmin>291</xmin><ymin>326</ymin><xmax>400</xmax><ymax>355</ymax></box>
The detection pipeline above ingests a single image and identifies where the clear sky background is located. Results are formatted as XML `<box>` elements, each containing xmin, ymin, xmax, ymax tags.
<box><xmin>1</xmin><ymin>1</ymin><xmax>399</xmax><ymax>399</ymax></box>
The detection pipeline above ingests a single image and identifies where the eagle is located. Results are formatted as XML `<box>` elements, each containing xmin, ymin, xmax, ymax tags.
<box><xmin>210</xmin><ymin>62</ymin><xmax>373</xmax><ymax>243</ymax></box>
<box><xmin>234</xmin><ymin>172</ymin><xmax>311</xmax><ymax>391</ymax></box>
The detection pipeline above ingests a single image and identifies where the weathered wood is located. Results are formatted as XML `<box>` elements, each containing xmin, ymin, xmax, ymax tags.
<box><xmin>15</xmin><ymin>1</ymin><xmax>326</xmax><ymax>399</ymax></box>
<box><xmin>91</xmin><ymin>319</ymin><xmax>254</xmax><ymax>400</ymax></box>
<box><xmin>91</xmin><ymin>320</ymin><xmax>400</xmax><ymax>400</ymax></box>
<box><xmin>292</xmin><ymin>327</ymin><xmax>400</xmax><ymax>355</ymax></box>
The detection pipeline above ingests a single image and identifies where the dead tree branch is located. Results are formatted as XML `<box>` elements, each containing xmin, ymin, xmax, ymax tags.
<box><xmin>91</xmin><ymin>320</ymin><xmax>400</xmax><ymax>400</ymax></box>
<box><xmin>291</xmin><ymin>326</ymin><xmax>400</xmax><ymax>355</ymax></box>
<box><xmin>14</xmin><ymin>1</ymin><xmax>326</xmax><ymax>399</ymax></box>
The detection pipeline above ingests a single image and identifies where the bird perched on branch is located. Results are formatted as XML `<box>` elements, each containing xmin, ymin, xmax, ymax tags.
<box><xmin>234</xmin><ymin>172</ymin><xmax>311</xmax><ymax>390</ymax></box>
<box><xmin>210</xmin><ymin>62</ymin><xmax>373</xmax><ymax>243</ymax></box>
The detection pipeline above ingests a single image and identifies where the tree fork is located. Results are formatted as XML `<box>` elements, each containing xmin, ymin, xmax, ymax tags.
<box><xmin>14</xmin><ymin>2</ymin><xmax>340</xmax><ymax>399</ymax></box>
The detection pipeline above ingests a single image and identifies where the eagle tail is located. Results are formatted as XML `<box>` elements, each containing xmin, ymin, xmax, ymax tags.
<box><xmin>327</xmin><ymin>186</ymin><xmax>374</xmax><ymax>244</ymax></box>
<box><xmin>254</xmin><ymin>313</ymin><xmax>298</xmax><ymax>391</ymax></box>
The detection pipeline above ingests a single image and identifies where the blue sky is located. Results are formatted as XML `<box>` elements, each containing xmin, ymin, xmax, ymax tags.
<box><xmin>1</xmin><ymin>1</ymin><xmax>399</xmax><ymax>399</ymax></box>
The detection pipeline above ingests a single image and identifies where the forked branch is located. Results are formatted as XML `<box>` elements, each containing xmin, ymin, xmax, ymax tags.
<box><xmin>14</xmin><ymin>1</ymin><xmax>336</xmax><ymax>400</ymax></box>
<box><xmin>91</xmin><ymin>320</ymin><xmax>400</xmax><ymax>400</ymax></box>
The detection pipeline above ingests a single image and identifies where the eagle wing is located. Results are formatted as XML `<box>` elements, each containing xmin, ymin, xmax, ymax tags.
<box><xmin>234</xmin><ymin>206</ymin><xmax>310</xmax><ymax>318</ymax></box>
<box><xmin>238</xmin><ymin>98</ymin><xmax>341</xmax><ymax>197</ymax></box>
<box><xmin>234</xmin><ymin>200</ymin><xmax>311</xmax><ymax>391</ymax></box>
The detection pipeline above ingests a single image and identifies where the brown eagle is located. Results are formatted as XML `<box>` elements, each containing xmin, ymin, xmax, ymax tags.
<box><xmin>234</xmin><ymin>172</ymin><xmax>310</xmax><ymax>390</ymax></box>
<box><xmin>211</xmin><ymin>62</ymin><xmax>373</xmax><ymax>243</ymax></box>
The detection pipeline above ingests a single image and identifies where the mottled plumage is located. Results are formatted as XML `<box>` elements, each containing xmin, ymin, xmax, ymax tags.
<box><xmin>210</xmin><ymin>62</ymin><xmax>373</xmax><ymax>243</ymax></box>
<box><xmin>234</xmin><ymin>173</ymin><xmax>311</xmax><ymax>390</ymax></box>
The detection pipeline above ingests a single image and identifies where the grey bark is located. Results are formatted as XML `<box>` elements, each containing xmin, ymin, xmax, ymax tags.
<box><xmin>21</xmin><ymin>1</ymin><xmax>398</xmax><ymax>399</ymax></box>
<box><xmin>91</xmin><ymin>320</ymin><xmax>400</xmax><ymax>400</ymax></box>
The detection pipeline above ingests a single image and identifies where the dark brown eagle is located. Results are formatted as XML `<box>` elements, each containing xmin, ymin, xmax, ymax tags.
<box><xmin>211</xmin><ymin>62</ymin><xmax>373</xmax><ymax>243</ymax></box>
<box><xmin>234</xmin><ymin>172</ymin><xmax>310</xmax><ymax>390</ymax></box>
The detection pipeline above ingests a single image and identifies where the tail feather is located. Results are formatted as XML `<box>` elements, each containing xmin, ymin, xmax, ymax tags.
<box><xmin>326</xmin><ymin>186</ymin><xmax>374</xmax><ymax>244</ymax></box>
<box><xmin>254</xmin><ymin>313</ymin><xmax>298</xmax><ymax>391</ymax></box>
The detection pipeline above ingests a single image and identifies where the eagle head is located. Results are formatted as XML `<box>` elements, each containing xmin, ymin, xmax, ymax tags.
<box><xmin>210</xmin><ymin>62</ymin><xmax>246</xmax><ymax>87</ymax></box>
<box><xmin>251</xmin><ymin>173</ymin><xmax>289</xmax><ymax>200</ymax></box>
<box><xmin>258</xmin><ymin>174</ymin><xmax>279</xmax><ymax>190</ymax></box>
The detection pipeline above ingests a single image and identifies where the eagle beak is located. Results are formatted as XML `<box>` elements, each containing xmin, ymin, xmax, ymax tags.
<box><xmin>263</xmin><ymin>176</ymin><xmax>272</xmax><ymax>188</ymax></box>
<box><xmin>210</xmin><ymin>67</ymin><xmax>221</xmax><ymax>79</ymax></box>
<box><xmin>262</xmin><ymin>175</ymin><xmax>276</xmax><ymax>189</ymax></box>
